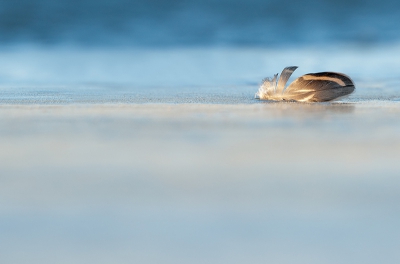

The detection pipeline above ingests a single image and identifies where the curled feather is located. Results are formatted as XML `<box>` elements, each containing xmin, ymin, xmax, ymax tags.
<box><xmin>255</xmin><ymin>66</ymin><xmax>355</xmax><ymax>102</ymax></box>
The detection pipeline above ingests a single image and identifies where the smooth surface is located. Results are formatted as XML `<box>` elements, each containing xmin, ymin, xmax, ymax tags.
<box><xmin>1</xmin><ymin>44</ymin><xmax>400</xmax><ymax>264</ymax></box>
<box><xmin>1</xmin><ymin>98</ymin><xmax>400</xmax><ymax>264</ymax></box>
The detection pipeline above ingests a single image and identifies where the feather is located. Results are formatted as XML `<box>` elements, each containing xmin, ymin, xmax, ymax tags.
<box><xmin>276</xmin><ymin>66</ymin><xmax>298</xmax><ymax>94</ymax></box>
<box><xmin>255</xmin><ymin>67</ymin><xmax>355</xmax><ymax>102</ymax></box>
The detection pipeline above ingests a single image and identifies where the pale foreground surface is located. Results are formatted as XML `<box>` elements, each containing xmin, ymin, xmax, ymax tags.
<box><xmin>1</xmin><ymin>44</ymin><xmax>400</xmax><ymax>264</ymax></box>
<box><xmin>1</xmin><ymin>96</ymin><xmax>400</xmax><ymax>263</ymax></box>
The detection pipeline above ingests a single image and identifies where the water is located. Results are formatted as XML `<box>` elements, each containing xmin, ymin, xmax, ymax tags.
<box><xmin>0</xmin><ymin>0</ymin><xmax>400</xmax><ymax>46</ymax></box>
<box><xmin>1</xmin><ymin>1</ymin><xmax>400</xmax><ymax>263</ymax></box>
<box><xmin>1</xmin><ymin>0</ymin><xmax>400</xmax><ymax>88</ymax></box>
<box><xmin>1</xmin><ymin>44</ymin><xmax>400</xmax><ymax>88</ymax></box>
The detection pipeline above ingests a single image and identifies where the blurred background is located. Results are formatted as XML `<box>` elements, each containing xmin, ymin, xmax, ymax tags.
<box><xmin>0</xmin><ymin>0</ymin><xmax>400</xmax><ymax>86</ymax></box>
<box><xmin>0</xmin><ymin>0</ymin><xmax>399</xmax><ymax>47</ymax></box>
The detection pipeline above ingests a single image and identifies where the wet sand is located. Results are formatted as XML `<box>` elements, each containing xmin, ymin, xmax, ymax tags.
<box><xmin>1</xmin><ymin>87</ymin><xmax>400</xmax><ymax>263</ymax></box>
